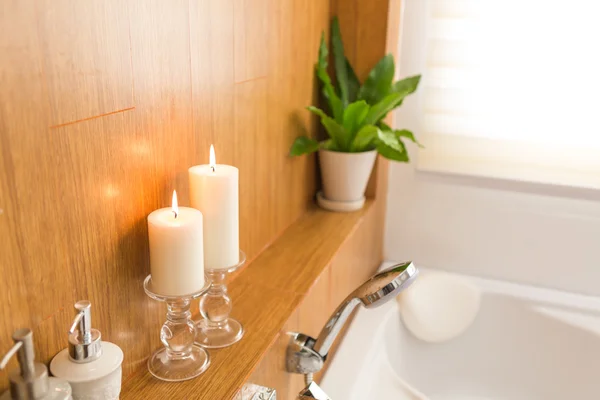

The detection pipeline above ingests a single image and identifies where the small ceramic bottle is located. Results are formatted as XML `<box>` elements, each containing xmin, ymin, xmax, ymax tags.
<box><xmin>0</xmin><ymin>328</ymin><xmax>72</xmax><ymax>400</ymax></box>
<box><xmin>50</xmin><ymin>301</ymin><xmax>123</xmax><ymax>400</ymax></box>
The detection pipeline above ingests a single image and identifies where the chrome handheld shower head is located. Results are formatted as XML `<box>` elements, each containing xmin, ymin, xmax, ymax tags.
<box><xmin>287</xmin><ymin>261</ymin><xmax>419</xmax><ymax>380</ymax></box>
<box><xmin>313</xmin><ymin>261</ymin><xmax>418</xmax><ymax>358</ymax></box>
<box><xmin>351</xmin><ymin>261</ymin><xmax>418</xmax><ymax>308</ymax></box>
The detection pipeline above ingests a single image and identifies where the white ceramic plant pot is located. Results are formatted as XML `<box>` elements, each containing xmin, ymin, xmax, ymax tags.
<box><xmin>317</xmin><ymin>148</ymin><xmax>377</xmax><ymax>212</ymax></box>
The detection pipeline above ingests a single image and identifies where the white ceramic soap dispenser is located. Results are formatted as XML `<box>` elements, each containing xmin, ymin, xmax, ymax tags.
<box><xmin>0</xmin><ymin>328</ymin><xmax>72</xmax><ymax>400</ymax></box>
<box><xmin>50</xmin><ymin>301</ymin><xmax>123</xmax><ymax>400</ymax></box>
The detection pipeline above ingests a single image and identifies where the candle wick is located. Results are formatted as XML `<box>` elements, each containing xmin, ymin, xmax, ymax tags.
<box><xmin>173</xmin><ymin>210</ymin><xmax>178</xmax><ymax>219</ymax></box>
<box><xmin>211</xmin><ymin>165</ymin><xmax>215</xmax><ymax>173</ymax></box>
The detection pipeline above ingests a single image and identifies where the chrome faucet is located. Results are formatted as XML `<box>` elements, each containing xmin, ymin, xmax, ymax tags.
<box><xmin>287</xmin><ymin>261</ymin><xmax>418</xmax><ymax>399</ymax></box>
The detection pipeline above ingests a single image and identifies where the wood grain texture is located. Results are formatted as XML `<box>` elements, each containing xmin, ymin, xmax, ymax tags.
<box><xmin>234</xmin><ymin>0</ymin><xmax>270</xmax><ymax>83</ymax></box>
<box><xmin>121</xmin><ymin>201</ymin><xmax>376</xmax><ymax>400</ymax></box>
<box><xmin>0</xmin><ymin>0</ymin><xmax>322</xmax><ymax>390</ymax></box>
<box><xmin>246</xmin><ymin>191</ymin><xmax>392</xmax><ymax>399</ymax></box>
<box><xmin>189</xmin><ymin>0</ymin><xmax>235</xmax><ymax>156</ymax></box>
<box><xmin>1</xmin><ymin>0</ymin><xmax>400</xmax><ymax>397</ymax></box>
<box><xmin>38</xmin><ymin>0</ymin><xmax>134</xmax><ymax>126</ymax></box>
<box><xmin>248</xmin><ymin>308</ymin><xmax>303</xmax><ymax>400</ymax></box>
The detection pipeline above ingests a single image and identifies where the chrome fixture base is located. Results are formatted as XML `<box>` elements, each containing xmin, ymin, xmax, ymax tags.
<box><xmin>144</xmin><ymin>275</ymin><xmax>211</xmax><ymax>381</ymax></box>
<box><xmin>196</xmin><ymin>250</ymin><xmax>246</xmax><ymax>349</ymax></box>
<box><xmin>286</xmin><ymin>333</ymin><xmax>323</xmax><ymax>376</ymax></box>
<box><xmin>234</xmin><ymin>383</ymin><xmax>277</xmax><ymax>400</ymax></box>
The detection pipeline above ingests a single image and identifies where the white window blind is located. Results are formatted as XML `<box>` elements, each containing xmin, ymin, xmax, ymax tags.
<box><xmin>412</xmin><ymin>0</ymin><xmax>600</xmax><ymax>188</ymax></box>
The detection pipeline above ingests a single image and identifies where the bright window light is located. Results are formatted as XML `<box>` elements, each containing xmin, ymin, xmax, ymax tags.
<box><xmin>408</xmin><ymin>0</ymin><xmax>600</xmax><ymax>188</ymax></box>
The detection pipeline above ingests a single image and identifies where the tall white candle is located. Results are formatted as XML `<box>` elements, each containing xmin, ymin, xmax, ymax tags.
<box><xmin>147</xmin><ymin>191</ymin><xmax>205</xmax><ymax>295</ymax></box>
<box><xmin>189</xmin><ymin>145</ymin><xmax>239</xmax><ymax>269</ymax></box>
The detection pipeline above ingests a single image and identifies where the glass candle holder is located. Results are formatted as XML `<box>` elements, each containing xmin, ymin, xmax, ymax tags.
<box><xmin>143</xmin><ymin>275</ymin><xmax>211</xmax><ymax>382</ymax></box>
<box><xmin>196</xmin><ymin>250</ymin><xmax>246</xmax><ymax>348</ymax></box>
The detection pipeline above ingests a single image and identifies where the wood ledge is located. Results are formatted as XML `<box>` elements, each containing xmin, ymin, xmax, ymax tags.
<box><xmin>121</xmin><ymin>200</ymin><xmax>376</xmax><ymax>400</ymax></box>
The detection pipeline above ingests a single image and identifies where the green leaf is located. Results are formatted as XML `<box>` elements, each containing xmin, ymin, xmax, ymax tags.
<box><xmin>364</xmin><ymin>92</ymin><xmax>404</xmax><ymax>125</ymax></box>
<box><xmin>378</xmin><ymin>121</ymin><xmax>392</xmax><ymax>131</ymax></box>
<box><xmin>346</xmin><ymin>58</ymin><xmax>360</xmax><ymax>103</ymax></box>
<box><xmin>319</xmin><ymin>85</ymin><xmax>343</xmax><ymax>122</ymax></box>
<box><xmin>379</xmin><ymin>75</ymin><xmax>421</xmax><ymax>112</ymax></box>
<box><xmin>306</xmin><ymin>105</ymin><xmax>328</xmax><ymax>120</ymax></box>
<box><xmin>377</xmin><ymin>129</ymin><xmax>402</xmax><ymax>150</ymax></box>
<box><xmin>321</xmin><ymin>139</ymin><xmax>340</xmax><ymax>151</ymax></box>
<box><xmin>306</xmin><ymin>106</ymin><xmax>349</xmax><ymax>150</ymax></box>
<box><xmin>321</xmin><ymin>116</ymin><xmax>349</xmax><ymax>150</ymax></box>
<box><xmin>394</xmin><ymin>129</ymin><xmax>424</xmax><ymax>148</ymax></box>
<box><xmin>317</xmin><ymin>32</ymin><xmax>328</xmax><ymax>73</ymax></box>
<box><xmin>351</xmin><ymin>124</ymin><xmax>379</xmax><ymax>152</ymax></box>
<box><xmin>392</xmin><ymin>75</ymin><xmax>421</xmax><ymax>96</ymax></box>
<box><xmin>290</xmin><ymin>136</ymin><xmax>320</xmax><ymax>156</ymax></box>
<box><xmin>315</xmin><ymin>33</ymin><xmax>343</xmax><ymax>122</ymax></box>
<box><xmin>376</xmin><ymin>130</ymin><xmax>409</xmax><ymax>162</ymax></box>
<box><xmin>342</xmin><ymin>100</ymin><xmax>369</xmax><ymax>138</ymax></box>
<box><xmin>358</xmin><ymin>54</ymin><xmax>395</xmax><ymax>105</ymax></box>
<box><xmin>331</xmin><ymin>17</ymin><xmax>349</xmax><ymax>107</ymax></box>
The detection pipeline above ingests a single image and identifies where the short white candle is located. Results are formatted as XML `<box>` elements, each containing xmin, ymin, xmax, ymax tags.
<box><xmin>147</xmin><ymin>191</ymin><xmax>205</xmax><ymax>296</ymax></box>
<box><xmin>189</xmin><ymin>145</ymin><xmax>239</xmax><ymax>270</ymax></box>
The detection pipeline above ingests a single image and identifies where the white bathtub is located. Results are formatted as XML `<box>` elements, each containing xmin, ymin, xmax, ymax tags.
<box><xmin>321</xmin><ymin>263</ymin><xmax>600</xmax><ymax>399</ymax></box>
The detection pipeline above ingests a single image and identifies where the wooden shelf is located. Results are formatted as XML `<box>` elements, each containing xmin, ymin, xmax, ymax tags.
<box><xmin>121</xmin><ymin>200</ymin><xmax>375</xmax><ymax>400</ymax></box>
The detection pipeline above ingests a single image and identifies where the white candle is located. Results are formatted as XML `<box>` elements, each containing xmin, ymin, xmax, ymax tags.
<box><xmin>189</xmin><ymin>145</ymin><xmax>239</xmax><ymax>269</ymax></box>
<box><xmin>147</xmin><ymin>191</ymin><xmax>205</xmax><ymax>295</ymax></box>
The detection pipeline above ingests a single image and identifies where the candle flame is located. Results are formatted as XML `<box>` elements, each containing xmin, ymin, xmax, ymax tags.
<box><xmin>209</xmin><ymin>144</ymin><xmax>216</xmax><ymax>172</ymax></box>
<box><xmin>171</xmin><ymin>190</ymin><xmax>179</xmax><ymax>219</ymax></box>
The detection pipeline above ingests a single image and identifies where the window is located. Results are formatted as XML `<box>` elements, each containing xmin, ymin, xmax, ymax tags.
<box><xmin>403</xmin><ymin>0</ymin><xmax>600</xmax><ymax>189</ymax></box>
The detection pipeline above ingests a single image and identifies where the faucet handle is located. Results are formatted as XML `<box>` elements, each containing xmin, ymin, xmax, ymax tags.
<box><xmin>298</xmin><ymin>382</ymin><xmax>332</xmax><ymax>400</ymax></box>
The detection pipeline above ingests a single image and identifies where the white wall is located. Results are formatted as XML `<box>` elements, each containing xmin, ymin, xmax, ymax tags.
<box><xmin>385</xmin><ymin>0</ymin><xmax>600</xmax><ymax>296</ymax></box>
<box><xmin>384</xmin><ymin>162</ymin><xmax>600</xmax><ymax>296</ymax></box>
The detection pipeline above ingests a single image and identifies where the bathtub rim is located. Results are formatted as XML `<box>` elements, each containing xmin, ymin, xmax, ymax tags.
<box><xmin>321</xmin><ymin>261</ymin><xmax>600</xmax><ymax>399</ymax></box>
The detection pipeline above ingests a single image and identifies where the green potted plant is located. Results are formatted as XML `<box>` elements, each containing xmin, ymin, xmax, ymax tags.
<box><xmin>290</xmin><ymin>17</ymin><xmax>421</xmax><ymax>211</ymax></box>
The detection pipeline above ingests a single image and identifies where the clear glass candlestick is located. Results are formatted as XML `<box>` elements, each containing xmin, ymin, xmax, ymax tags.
<box><xmin>144</xmin><ymin>275</ymin><xmax>211</xmax><ymax>381</ymax></box>
<box><xmin>196</xmin><ymin>250</ymin><xmax>246</xmax><ymax>348</ymax></box>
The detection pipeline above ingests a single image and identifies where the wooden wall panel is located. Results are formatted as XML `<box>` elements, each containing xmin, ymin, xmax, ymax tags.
<box><xmin>0</xmin><ymin>2</ymin><xmax>40</xmax><ymax>358</ymax></box>
<box><xmin>234</xmin><ymin>79</ymin><xmax>274</xmax><ymax>257</ymax></box>
<box><xmin>1</xmin><ymin>0</ymin><xmax>399</xmax><ymax>395</ymax></box>
<box><xmin>234</xmin><ymin>0</ymin><xmax>270</xmax><ymax>82</ymax></box>
<box><xmin>0</xmin><ymin>1</ymin><xmax>74</xmax><ymax>363</ymax></box>
<box><xmin>38</xmin><ymin>0</ymin><xmax>134</xmax><ymax>126</ymax></box>
<box><xmin>245</xmin><ymin>307</ymin><xmax>301</xmax><ymax>400</ymax></box>
<box><xmin>190</xmin><ymin>0</ymin><xmax>235</xmax><ymax>154</ymax></box>
<box><xmin>128</xmin><ymin>0</ymin><xmax>197</xmax><ymax>201</ymax></box>
<box><xmin>247</xmin><ymin>2</ymin><xmax>402</xmax><ymax>399</ymax></box>
<box><xmin>253</xmin><ymin>267</ymin><xmax>337</xmax><ymax>400</ymax></box>
<box><xmin>1</xmin><ymin>0</ymin><xmax>323</xmax><ymax>390</ymax></box>
<box><xmin>249</xmin><ymin>204</ymin><xmax>383</xmax><ymax>400</ymax></box>
<box><xmin>330</xmin><ymin>0</ymin><xmax>358</xmax><ymax>63</ymax></box>
<box><xmin>332</xmin><ymin>0</ymin><xmax>397</xmax><ymax>81</ymax></box>
<box><xmin>266</xmin><ymin>0</ymin><xmax>328</xmax><ymax>231</ymax></box>
<box><xmin>297</xmin><ymin>269</ymin><xmax>333</xmax><ymax>339</ymax></box>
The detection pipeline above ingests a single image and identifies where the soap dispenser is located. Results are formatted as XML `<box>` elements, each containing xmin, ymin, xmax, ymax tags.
<box><xmin>0</xmin><ymin>328</ymin><xmax>72</xmax><ymax>399</ymax></box>
<box><xmin>49</xmin><ymin>301</ymin><xmax>123</xmax><ymax>400</ymax></box>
